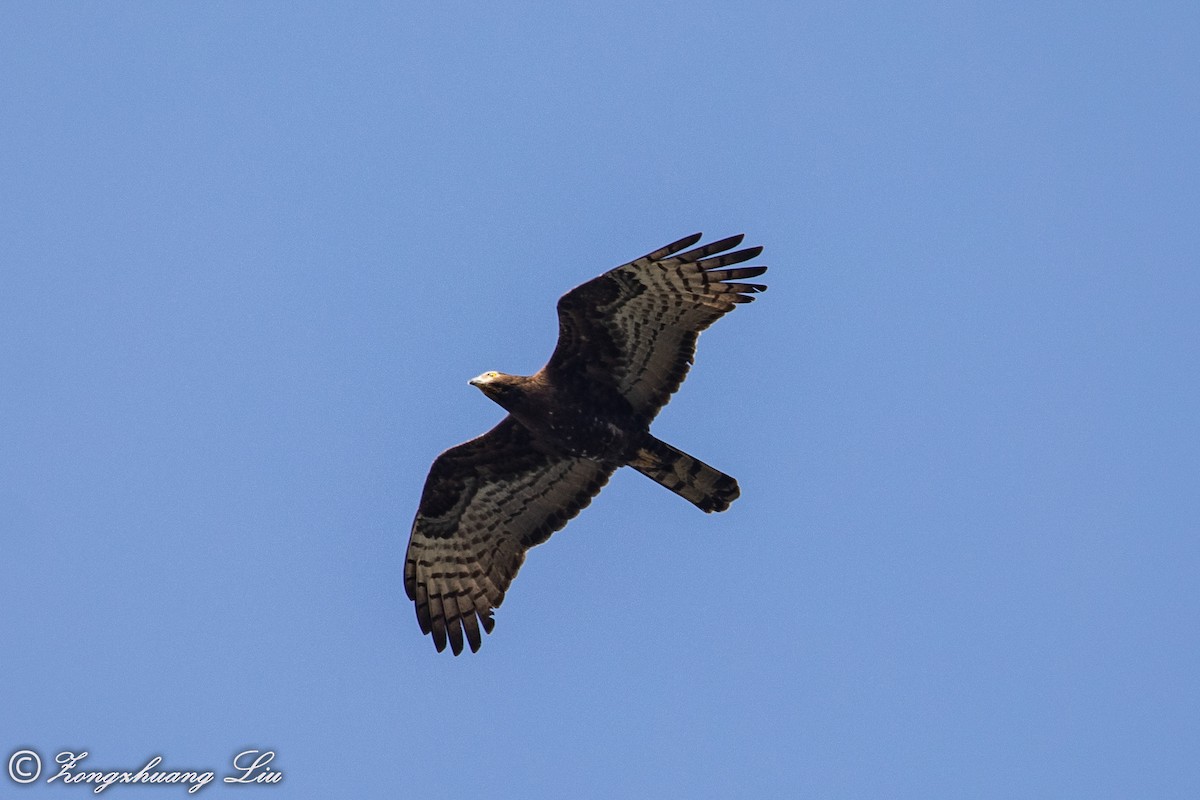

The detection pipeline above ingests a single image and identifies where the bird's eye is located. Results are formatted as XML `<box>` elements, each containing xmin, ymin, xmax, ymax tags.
<box><xmin>488</xmin><ymin>371</ymin><xmax>499</xmax><ymax>378</ymax></box>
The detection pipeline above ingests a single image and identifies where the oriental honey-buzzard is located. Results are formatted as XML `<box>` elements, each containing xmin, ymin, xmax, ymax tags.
<box><xmin>404</xmin><ymin>233</ymin><xmax>767</xmax><ymax>654</ymax></box>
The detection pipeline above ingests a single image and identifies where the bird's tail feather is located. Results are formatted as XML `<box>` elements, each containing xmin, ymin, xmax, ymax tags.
<box><xmin>629</xmin><ymin>436</ymin><xmax>740</xmax><ymax>513</ymax></box>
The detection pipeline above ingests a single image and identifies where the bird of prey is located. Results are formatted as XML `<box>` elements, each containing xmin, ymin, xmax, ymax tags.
<box><xmin>404</xmin><ymin>233</ymin><xmax>767</xmax><ymax>654</ymax></box>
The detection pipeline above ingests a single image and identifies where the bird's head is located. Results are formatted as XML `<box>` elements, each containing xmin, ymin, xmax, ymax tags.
<box><xmin>469</xmin><ymin>371</ymin><xmax>520</xmax><ymax>400</ymax></box>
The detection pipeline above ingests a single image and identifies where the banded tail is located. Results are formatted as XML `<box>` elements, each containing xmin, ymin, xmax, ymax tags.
<box><xmin>629</xmin><ymin>435</ymin><xmax>740</xmax><ymax>513</ymax></box>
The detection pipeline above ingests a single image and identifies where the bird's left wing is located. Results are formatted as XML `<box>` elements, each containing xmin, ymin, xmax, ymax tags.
<box><xmin>404</xmin><ymin>416</ymin><xmax>614</xmax><ymax>655</ymax></box>
<box><xmin>545</xmin><ymin>233</ymin><xmax>766</xmax><ymax>422</ymax></box>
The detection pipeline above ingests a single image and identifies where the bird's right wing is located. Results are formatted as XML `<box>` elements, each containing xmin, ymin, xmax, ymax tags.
<box><xmin>404</xmin><ymin>417</ymin><xmax>613</xmax><ymax>655</ymax></box>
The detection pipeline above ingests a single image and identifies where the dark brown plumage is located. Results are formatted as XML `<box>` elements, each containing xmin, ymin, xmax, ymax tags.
<box><xmin>404</xmin><ymin>233</ymin><xmax>767</xmax><ymax>654</ymax></box>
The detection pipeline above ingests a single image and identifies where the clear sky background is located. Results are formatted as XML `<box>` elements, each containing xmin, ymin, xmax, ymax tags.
<box><xmin>2</xmin><ymin>3</ymin><xmax>1198</xmax><ymax>798</ymax></box>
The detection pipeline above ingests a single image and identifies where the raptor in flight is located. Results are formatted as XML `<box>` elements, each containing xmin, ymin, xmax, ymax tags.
<box><xmin>404</xmin><ymin>233</ymin><xmax>767</xmax><ymax>654</ymax></box>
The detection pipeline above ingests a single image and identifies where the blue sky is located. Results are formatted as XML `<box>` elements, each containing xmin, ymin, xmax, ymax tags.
<box><xmin>2</xmin><ymin>2</ymin><xmax>1198</xmax><ymax>798</ymax></box>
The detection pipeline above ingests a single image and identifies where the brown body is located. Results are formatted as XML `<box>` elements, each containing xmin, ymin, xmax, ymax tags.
<box><xmin>471</xmin><ymin>371</ymin><xmax>639</xmax><ymax>462</ymax></box>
